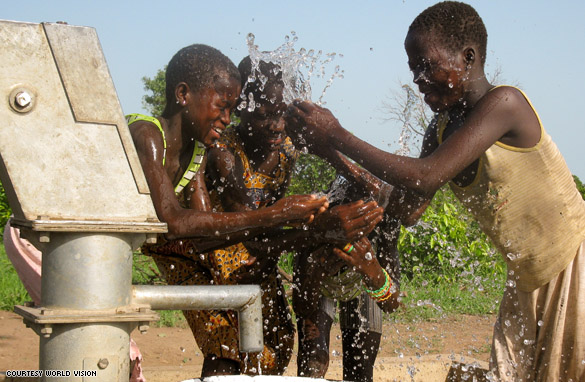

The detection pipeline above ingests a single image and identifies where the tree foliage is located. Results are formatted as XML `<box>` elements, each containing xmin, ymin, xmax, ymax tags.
<box><xmin>574</xmin><ymin>175</ymin><xmax>585</xmax><ymax>200</ymax></box>
<box><xmin>142</xmin><ymin>67</ymin><xmax>167</xmax><ymax>117</ymax></box>
<box><xmin>0</xmin><ymin>181</ymin><xmax>11</xmax><ymax>237</ymax></box>
<box><xmin>287</xmin><ymin>153</ymin><xmax>337</xmax><ymax>196</ymax></box>
<box><xmin>398</xmin><ymin>187</ymin><xmax>504</xmax><ymax>286</ymax></box>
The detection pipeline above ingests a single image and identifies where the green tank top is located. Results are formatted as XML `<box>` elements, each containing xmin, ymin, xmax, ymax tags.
<box><xmin>126</xmin><ymin>113</ymin><xmax>205</xmax><ymax>195</ymax></box>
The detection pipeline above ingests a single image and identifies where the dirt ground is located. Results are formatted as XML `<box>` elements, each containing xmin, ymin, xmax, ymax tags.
<box><xmin>0</xmin><ymin>310</ymin><xmax>494</xmax><ymax>381</ymax></box>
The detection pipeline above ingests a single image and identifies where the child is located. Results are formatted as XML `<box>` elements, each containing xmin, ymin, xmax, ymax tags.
<box><xmin>294</xmin><ymin>171</ymin><xmax>402</xmax><ymax>382</ymax></box>
<box><xmin>286</xmin><ymin>2</ymin><xmax>585</xmax><ymax>381</ymax></box>
<box><xmin>128</xmin><ymin>44</ymin><xmax>328</xmax><ymax>254</ymax></box>
<box><xmin>198</xmin><ymin>55</ymin><xmax>384</xmax><ymax>376</ymax></box>
<box><xmin>129</xmin><ymin>46</ymin><xmax>381</xmax><ymax>377</ymax></box>
<box><xmin>128</xmin><ymin>44</ymin><xmax>330</xmax><ymax>377</ymax></box>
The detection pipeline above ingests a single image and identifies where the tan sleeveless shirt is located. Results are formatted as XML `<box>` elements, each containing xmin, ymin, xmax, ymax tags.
<box><xmin>438</xmin><ymin>87</ymin><xmax>585</xmax><ymax>292</ymax></box>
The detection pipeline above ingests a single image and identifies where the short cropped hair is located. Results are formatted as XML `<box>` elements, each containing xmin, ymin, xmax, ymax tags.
<box><xmin>408</xmin><ymin>1</ymin><xmax>488</xmax><ymax>65</ymax></box>
<box><xmin>237</xmin><ymin>56</ymin><xmax>283</xmax><ymax>94</ymax></box>
<box><xmin>165</xmin><ymin>44</ymin><xmax>240</xmax><ymax>102</ymax></box>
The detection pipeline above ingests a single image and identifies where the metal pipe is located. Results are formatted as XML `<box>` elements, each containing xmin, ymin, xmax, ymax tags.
<box><xmin>38</xmin><ymin>232</ymin><xmax>139</xmax><ymax>381</ymax></box>
<box><xmin>42</xmin><ymin>233</ymin><xmax>134</xmax><ymax>310</ymax></box>
<box><xmin>132</xmin><ymin>285</ymin><xmax>263</xmax><ymax>353</ymax></box>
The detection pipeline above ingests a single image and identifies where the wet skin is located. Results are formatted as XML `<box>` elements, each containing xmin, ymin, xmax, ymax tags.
<box><xmin>285</xmin><ymin>29</ymin><xmax>542</xmax><ymax>220</ymax></box>
<box><xmin>129</xmin><ymin>73</ymin><xmax>328</xmax><ymax>253</ymax></box>
<box><xmin>206</xmin><ymin>81</ymin><xmax>291</xmax><ymax>212</ymax></box>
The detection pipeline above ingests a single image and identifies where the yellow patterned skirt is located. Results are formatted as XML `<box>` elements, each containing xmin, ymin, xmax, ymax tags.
<box><xmin>143</xmin><ymin>239</ymin><xmax>294</xmax><ymax>375</ymax></box>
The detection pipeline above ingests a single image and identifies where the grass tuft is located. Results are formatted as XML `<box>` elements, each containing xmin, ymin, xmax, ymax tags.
<box><xmin>0</xmin><ymin>245</ymin><xmax>31</xmax><ymax>310</ymax></box>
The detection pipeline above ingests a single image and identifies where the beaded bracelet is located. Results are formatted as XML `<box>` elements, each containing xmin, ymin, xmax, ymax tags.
<box><xmin>363</xmin><ymin>268</ymin><xmax>393</xmax><ymax>302</ymax></box>
<box><xmin>373</xmin><ymin>279</ymin><xmax>394</xmax><ymax>303</ymax></box>
<box><xmin>376</xmin><ymin>285</ymin><xmax>394</xmax><ymax>302</ymax></box>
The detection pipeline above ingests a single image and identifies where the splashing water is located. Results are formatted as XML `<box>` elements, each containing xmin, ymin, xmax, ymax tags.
<box><xmin>325</xmin><ymin>176</ymin><xmax>350</xmax><ymax>204</ymax></box>
<box><xmin>393</xmin><ymin>84</ymin><xmax>419</xmax><ymax>157</ymax></box>
<box><xmin>239</xmin><ymin>31</ymin><xmax>344</xmax><ymax>112</ymax></box>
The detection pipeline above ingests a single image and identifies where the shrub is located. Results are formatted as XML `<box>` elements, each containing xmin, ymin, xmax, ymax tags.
<box><xmin>398</xmin><ymin>186</ymin><xmax>505</xmax><ymax>288</ymax></box>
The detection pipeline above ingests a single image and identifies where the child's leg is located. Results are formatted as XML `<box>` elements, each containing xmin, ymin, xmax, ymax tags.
<box><xmin>341</xmin><ymin>329</ymin><xmax>381</xmax><ymax>382</ymax></box>
<box><xmin>201</xmin><ymin>357</ymin><xmax>240</xmax><ymax>376</ymax></box>
<box><xmin>339</xmin><ymin>292</ymin><xmax>383</xmax><ymax>382</ymax></box>
<box><xmin>129</xmin><ymin>339</ymin><xmax>146</xmax><ymax>382</ymax></box>
<box><xmin>296</xmin><ymin>296</ymin><xmax>335</xmax><ymax>378</ymax></box>
<box><xmin>293</xmin><ymin>247</ymin><xmax>336</xmax><ymax>377</ymax></box>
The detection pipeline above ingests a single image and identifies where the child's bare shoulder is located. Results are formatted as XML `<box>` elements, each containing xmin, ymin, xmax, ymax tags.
<box><xmin>129</xmin><ymin>119</ymin><xmax>164</xmax><ymax>149</ymax></box>
<box><xmin>482</xmin><ymin>86</ymin><xmax>529</xmax><ymax>109</ymax></box>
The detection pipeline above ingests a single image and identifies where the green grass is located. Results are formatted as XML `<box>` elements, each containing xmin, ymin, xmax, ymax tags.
<box><xmin>154</xmin><ymin>310</ymin><xmax>187</xmax><ymax>328</ymax></box>
<box><xmin>0</xmin><ymin>245</ymin><xmax>31</xmax><ymax>310</ymax></box>
<box><xmin>388</xmin><ymin>272</ymin><xmax>505</xmax><ymax>323</ymax></box>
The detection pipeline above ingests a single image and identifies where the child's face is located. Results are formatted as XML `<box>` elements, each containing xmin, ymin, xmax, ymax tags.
<box><xmin>405</xmin><ymin>31</ymin><xmax>468</xmax><ymax>112</ymax></box>
<box><xmin>239</xmin><ymin>82</ymin><xmax>287</xmax><ymax>151</ymax></box>
<box><xmin>188</xmin><ymin>75</ymin><xmax>241</xmax><ymax>147</ymax></box>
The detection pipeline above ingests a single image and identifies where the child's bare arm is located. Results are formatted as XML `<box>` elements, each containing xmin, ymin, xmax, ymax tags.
<box><xmin>130</xmin><ymin>121</ymin><xmax>328</xmax><ymax>250</ymax></box>
<box><xmin>311</xmin><ymin>199</ymin><xmax>384</xmax><ymax>244</ymax></box>
<box><xmin>287</xmin><ymin>86</ymin><xmax>538</xmax><ymax>198</ymax></box>
<box><xmin>320</xmin><ymin>148</ymin><xmax>394</xmax><ymax>208</ymax></box>
<box><xmin>383</xmin><ymin>122</ymin><xmax>438</xmax><ymax>225</ymax></box>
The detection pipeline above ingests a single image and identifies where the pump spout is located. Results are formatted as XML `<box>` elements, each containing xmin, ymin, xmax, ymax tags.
<box><xmin>131</xmin><ymin>285</ymin><xmax>263</xmax><ymax>353</ymax></box>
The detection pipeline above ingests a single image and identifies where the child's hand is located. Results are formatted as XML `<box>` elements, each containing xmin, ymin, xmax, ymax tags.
<box><xmin>333</xmin><ymin>237</ymin><xmax>380</xmax><ymax>277</ymax></box>
<box><xmin>335</xmin><ymin>237</ymin><xmax>400</xmax><ymax>313</ymax></box>
<box><xmin>285</xmin><ymin>100</ymin><xmax>342</xmax><ymax>151</ymax></box>
<box><xmin>312</xmin><ymin>199</ymin><xmax>383</xmax><ymax>244</ymax></box>
<box><xmin>272</xmin><ymin>194</ymin><xmax>329</xmax><ymax>225</ymax></box>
